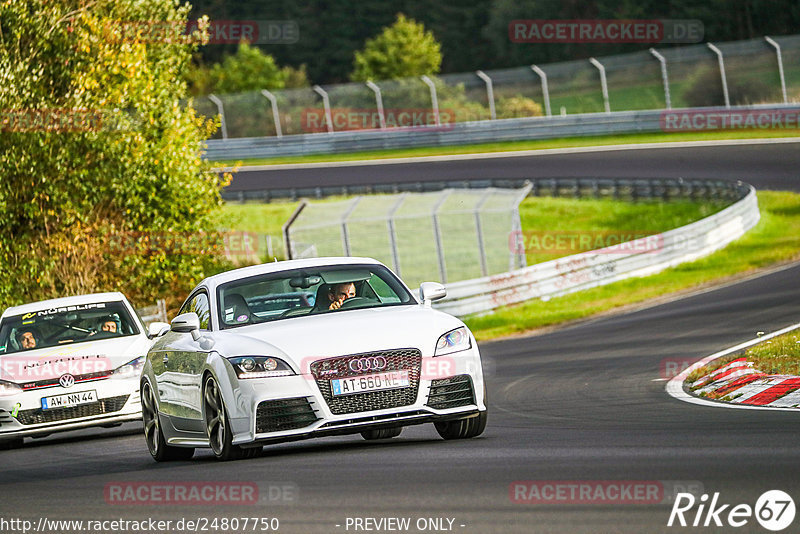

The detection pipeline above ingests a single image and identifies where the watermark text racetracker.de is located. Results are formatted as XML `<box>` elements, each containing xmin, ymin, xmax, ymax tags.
<box><xmin>104</xmin><ymin>481</ymin><xmax>297</xmax><ymax>506</ymax></box>
<box><xmin>509</xmin><ymin>230</ymin><xmax>664</xmax><ymax>256</ymax></box>
<box><xmin>103</xmin><ymin>20</ymin><xmax>298</xmax><ymax>45</ymax></box>
<box><xmin>661</xmin><ymin>108</ymin><xmax>800</xmax><ymax>132</ymax></box>
<box><xmin>510</xmin><ymin>480</ymin><xmax>704</xmax><ymax>505</ymax></box>
<box><xmin>509</xmin><ymin>19</ymin><xmax>703</xmax><ymax>43</ymax></box>
<box><xmin>301</xmin><ymin>108</ymin><xmax>456</xmax><ymax>133</ymax></box>
<box><xmin>0</xmin><ymin>109</ymin><xmax>140</xmax><ymax>133</ymax></box>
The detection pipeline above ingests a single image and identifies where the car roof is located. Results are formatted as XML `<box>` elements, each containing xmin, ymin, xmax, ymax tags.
<box><xmin>198</xmin><ymin>257</ymin><xmax>384</xmax><ymax>291</ymax></box>
<box><xmin>1</xmin><ymin>292</ymin><xmax>130</xmax><ymax>319</ymax></box>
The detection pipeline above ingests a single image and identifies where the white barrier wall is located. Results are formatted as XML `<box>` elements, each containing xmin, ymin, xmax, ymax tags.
<box><xmin>433</xmin><ymin>185</ymin><xmax>759</xmax><ymax>317</ymax></box>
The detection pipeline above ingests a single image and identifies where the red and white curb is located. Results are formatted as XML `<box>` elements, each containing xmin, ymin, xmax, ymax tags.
<box><xmin>666</xmin><ymin>322</ymin><xmax>800</xmax><ymax>411</ymax></box>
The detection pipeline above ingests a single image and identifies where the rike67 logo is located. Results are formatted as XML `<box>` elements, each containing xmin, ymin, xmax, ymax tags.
<box><xmin>668</xmin><ymin>490</ymin><xmax>796</xmax><ymax>531</ymax></box>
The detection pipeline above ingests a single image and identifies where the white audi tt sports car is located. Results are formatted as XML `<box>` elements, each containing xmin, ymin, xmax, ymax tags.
<box><xmin>0</xmin><ymin>292</ymin><xmax>168</xmax><ymax>448</ymax></box>
<box><xmin>141</xmin><ymin>257</ymin><xmax>487</xmax><ymax>461</ymax></box>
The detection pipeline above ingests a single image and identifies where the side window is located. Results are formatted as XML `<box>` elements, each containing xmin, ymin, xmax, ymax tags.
<box><xmin>180</xmin><ymin>292</ymin><xmax>211</xmax><ymax>330</ymax></box>
<box><xmin>369</xmin><ymin>273</ymin><xmax>401</xmax><ymax>303</ymax></box>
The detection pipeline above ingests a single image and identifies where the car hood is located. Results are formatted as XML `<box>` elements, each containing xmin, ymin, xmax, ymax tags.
<box><xmin>212</xmin><ymin>305</ymin><xmax>465</xmax><ymax>374</ymax></box>
<box><xmin>0</xmin><ymin>335</ymin><xmax>150</xmax><ymax>383</ymax></box>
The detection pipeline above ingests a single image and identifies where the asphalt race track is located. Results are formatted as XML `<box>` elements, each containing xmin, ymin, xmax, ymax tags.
<box><xmin>224</xmin><ymin>140</ymin><xmax>800</xmax><ymax>193</ymax></box>
<box><xmin>2</xmin><ymin>142</ymin><xmax>800</xmax><ymax>534</ymax></box>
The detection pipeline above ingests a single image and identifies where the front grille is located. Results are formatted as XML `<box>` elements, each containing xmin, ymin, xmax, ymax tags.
<box><xmin>311</xmin><ymin>349</ymin><xmax>422</xmax><ymax>415</ymax></box>
<box><xmin>21</xmin><ymin>370</ymin><xmax>111</xmax><ymax>391</ymax></box>
<box><xmin>16</xmin><ymin>395</ymin><xmax>130</xmax><ymax>425</ymax></box>
<box><xmin>427</xmin><ymin>375</ymin><xmax>475</xmax><ymax>410</ymax></box>
<box><xmin>256</xmin><ymin>397</ymin><xmax>319</xmax><ymax>433</ymax></box>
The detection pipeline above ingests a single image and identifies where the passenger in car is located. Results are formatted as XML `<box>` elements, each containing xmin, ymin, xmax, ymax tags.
<box><xmin>99</xmin><ymin>319</ymin><xmax>118</xmax><ymax>333</ymax></box>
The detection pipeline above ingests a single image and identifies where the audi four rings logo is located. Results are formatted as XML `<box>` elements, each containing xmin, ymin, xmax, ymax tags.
<box><xmin>348</xmin><ymin>356</ymin><xmax>387</xmax><ymax>373</ymax></box>
<box><xmin>59</xmin><ymin>374</ymin><xmax>75</xmax><ymax>388</ymax></box>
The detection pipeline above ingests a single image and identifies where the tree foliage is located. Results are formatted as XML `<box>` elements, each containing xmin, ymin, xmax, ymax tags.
<box><xmin>351</xmin><ymin>14</ymin><xmax>442</xmax><ymax>82</ymax></box>
<box><xmin>0</xmin><ymin>0</ymin><xmax>231</xmax><ymax>310</ymax></box>
<box><xmin>187</xmin><ymin>0</ymin><xmax>800</xmax><ymax>83</ymax></box>
<box><xmin>187</xmin><ymin>42</ymin><xmax>308</xmax><ymax>96</ymax></box>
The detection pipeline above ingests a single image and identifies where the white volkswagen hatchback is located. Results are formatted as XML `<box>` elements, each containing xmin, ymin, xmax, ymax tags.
<box><xmin>0</xmin><ymin>292</ymin><xmax>160</xmax><ymax>448</ymax></box>
<box><xmin>141</xmin><ymin>257</ymin><xmax>487</xmax><ymax>461</ymax></box>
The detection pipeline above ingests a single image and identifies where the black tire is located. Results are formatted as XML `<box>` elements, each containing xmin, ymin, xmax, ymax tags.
<box><xmin>0</xmin><ymin>437</ymin><xmax>24</xmax><ymax>450</ymax></box>
<box><xmin>434</xmin><ymin>410</ymin><xmax>487</xmax><ymax>440</ymax></box>
<box><xmin>361</xmin><ymin>426</ymin><xmax>403</xmax><ymax>440</ymax></box>
<box><xmin>203</xmin><ymin>375</ymin><xmax>258</xmax><ymax>461</ymax></box>
<box><xmin>141</xmin><ymin>381</ymin><xmax>194</xmax><ymax>462</ymax></box>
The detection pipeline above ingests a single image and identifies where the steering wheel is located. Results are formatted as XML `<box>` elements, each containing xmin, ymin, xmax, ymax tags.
<box><xmin>338</xmin><ymin>297</ymin><xmax>372</xmax><ymax>309</ymax></box>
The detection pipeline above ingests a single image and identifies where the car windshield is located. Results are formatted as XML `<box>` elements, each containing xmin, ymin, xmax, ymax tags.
<box><xmin>217</xmin><ymin>264</ymin><xmax>415</xmax><ymax>329</ymax></box>
<box><xmin>0</xmin><ymin>301</ymin><xmax>139</xmax><ymax>354</ymax></box>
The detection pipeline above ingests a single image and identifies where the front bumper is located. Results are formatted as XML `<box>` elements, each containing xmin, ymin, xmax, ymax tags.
<box><xmin>226</xmin><ymin>346</ymin><xmax>486</xmax><ymax>446</ymax></box>
<box><xmin>0</xmin><ymin>375</ymin><xmax>142</xmax><ymax>441</ymax></box>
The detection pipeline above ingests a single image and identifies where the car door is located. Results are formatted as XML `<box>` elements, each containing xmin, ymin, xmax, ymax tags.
<box><xmin>153</xmin><ymin>290</ymin><xmax>213</xmax><ymax>429</ymax></box>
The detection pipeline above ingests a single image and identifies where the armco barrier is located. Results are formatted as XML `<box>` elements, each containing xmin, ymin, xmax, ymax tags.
<box><xmin>432</xmin><ymin>182</ymin><xmax>758</xmax><ymax>317</ymax></box>
<box><xmin>204</xmin><ymin>104</ymin><xmax>800</xmax><ymax>161</ymax></box>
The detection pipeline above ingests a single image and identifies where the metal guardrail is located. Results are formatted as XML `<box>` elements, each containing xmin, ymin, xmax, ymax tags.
<box><xmin>431</xmin><ymin>181</ymin><xmax>758</xmax><ymax>317</ymax></box>
<box><xmin>223</xmin><ymin>174</ymin><xmax>748</xmax><ymax>203</ymax></box>
<box><xmin>205</xmin><ymin>103</ymin><xmax>800</xmax><ymax>161</ymax></box>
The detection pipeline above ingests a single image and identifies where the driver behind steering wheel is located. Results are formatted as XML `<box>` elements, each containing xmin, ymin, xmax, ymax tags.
<box><xmin>327</xmin><ymin>282</ymin><xmax>356</xmax><ymax>310</ymax></box>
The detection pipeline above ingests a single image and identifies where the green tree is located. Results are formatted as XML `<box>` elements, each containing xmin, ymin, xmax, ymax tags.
<box><xmin>351</xmin><ymin>13</ymin><xmax>442</xmax><ymax>82</ymax></box>
<box><xmin>0</xmin><ymin>0</ymin><xmax>232</xmax><ymax>309</ymax></box>
<box><xmin>188</xmin><ymin>42</ymin><xmax>308</xmax><ymax>96</ymax></box>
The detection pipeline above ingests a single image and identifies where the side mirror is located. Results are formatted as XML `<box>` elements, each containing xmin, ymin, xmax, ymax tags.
<box><xmin>147</xmin><ymin>322</ymin><xmax>170</xmax><ymax>339</ymax></box>
<box><xmin>419</xmin><ymin>282</ymin><xmax>446</xmax><ymax>307</ymax></box>
<box><xmin>170</xmin><ymin>312</ymin><xmax>214</xmax><ymax>349</ymax></box>
<box><xmin>171</xmin><ymin>313</ymin><xmax>200</xmax><ymax>334</ymax></box>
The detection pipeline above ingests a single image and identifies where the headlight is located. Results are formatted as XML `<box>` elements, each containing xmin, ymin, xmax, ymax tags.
<box><xmin>0</xmin><ymin>379</ymin><xmax>23</xmax><ymax>397</ymax></box>
<box><xmin>112</xmin><ymin>356</ymin><xmax>145</xmax><ymax>378</ymax></box>
<box><xmin>435</xmin><ymin>327</ymin><xmax>472</xmax><ymax>356</ymax></box>
<box><xmin>228</xmin><ymin>356</ymin><xmax>294</xmax><ymax>379</ymax></box>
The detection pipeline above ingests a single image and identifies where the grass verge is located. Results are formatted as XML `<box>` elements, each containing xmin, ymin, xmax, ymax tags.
<box><xmin>463</xmin><ymin>191</ymin><xmax>800</xmax><ymax>341</ymax></box>
<box><xmin>216</xmin><ymin>195</ymin><xmax>724</xmax><ymax>264</ymax></box>
<box><xmin>211</xmin><ymin>130</ymin><xmax>800</xmax><ymax>168</ymax></box>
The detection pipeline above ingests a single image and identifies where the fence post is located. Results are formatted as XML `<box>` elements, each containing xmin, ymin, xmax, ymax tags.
<box><xmin>420</xmin><ymin>75</ymin><xmax>441</xmax><ymax>126</ymax></box>
<box><xmin>207</xmin><ymin>94</ymin><xmax>228</xmax><ymax>139</ymax></box>
<box><xmin>365</xmin><ymin>80</ymin><xmax>386</xmax><ymax>129</ymax></box>
<box><xmin>512</xmin><ymin>181</ymin><xmax>533</xmax><ymax>269</ymax></box>
<box><xmin>260</xmin><ymin>89</ymin><xmax>282</xmax><ymax>137</ymax></box>
<box><xmin>431</xmin><ymin>190</ymin><xmax>451</xmax><ymax>283</ymax></box>
<box><xmin>281</xmin><ymin>200</ymin><xmax>307</xmax><ymax>260</ymax></box>
<box><xmin>387</xmin><ymin>194</ymin><xmax>407</xmax><ymax>276</ymax></box>
<box><xmin>474</xmin><ymin>190</ymin><xmax>492</xmax><ymax>277</ymax></box>
<box><xmin>649</xmin><ymin>48</ymin><xmax>672</xmax><ymax>109</ymax></box>
<box><xmin>476</xmin><ymin>70</ymin><xmax>496</xmax><ymax>120</ymax></box>
<box><xmin>530</xmin><ymin>65</ymin><xmax>552</xmax><ymax>117</ymax></box>
<box><xmin>588</xmin><ymin>58</ymin><xmax>610</xmax><ymax>113</ymax></box>
<box><xmin>312</xmin><ymin>85</ymin><xmax>335</xmax><ymax>133</ymax></box>
<box><xmin>706</xmin><ymin>43</ymin><xmax>730</xmax><ymax>108</ymax></box>
<box><xmin>764</xmin><ymin>36</ymin><xmax>788</xmax><ymax>104</ymax></box>
<box><xmin>157</xmin><ymin>299</ymin><xmax>168</xmax><ymax>323</ymax></box>
<box><xmin>340</xmin><ymin>197</ymin><xmax>362</xmax><ymax>256</ymax></box>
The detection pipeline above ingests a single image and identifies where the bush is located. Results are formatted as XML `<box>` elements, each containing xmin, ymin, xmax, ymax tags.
<box><xmin>682</xmin><ymin>67</ymin><xmax>774</xmax><ymax>107</ymax></box>
<box><xmin>496</xmin><ymin>95</ymin><xmax>543</xmax><ymax>119</ymax></box>
<box><xmin>0</xmin><ymin>0</ymin><xmax>233</xmax><ymax>310</ymax></box>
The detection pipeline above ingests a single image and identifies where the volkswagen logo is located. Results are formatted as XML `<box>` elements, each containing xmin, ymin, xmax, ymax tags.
<box><xmin>348</xmin><ymin>356</ymin><xmax>387</xmax><ymax>373</ymax></box>
<box><xmin>59</xmin><ymin>374</ymin><xmax>75</xmax><ymax>388</ymax></box>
